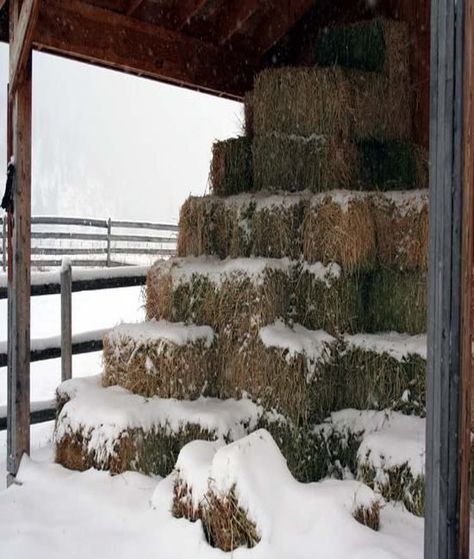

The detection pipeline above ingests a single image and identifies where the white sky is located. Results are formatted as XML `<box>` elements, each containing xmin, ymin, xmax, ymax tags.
<box><xmin>0</xmin><ymin>44</ymin><xmax>242</xmax><ymax>223</ymax></box>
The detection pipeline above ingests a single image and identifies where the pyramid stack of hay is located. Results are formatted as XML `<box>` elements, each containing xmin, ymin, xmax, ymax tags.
<box><xmin>54</xmin><ymin>17</ymin><xmax>435</xmax><ymax>546</ymax></box>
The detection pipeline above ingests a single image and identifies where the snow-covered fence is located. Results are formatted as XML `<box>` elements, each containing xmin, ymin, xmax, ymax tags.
<box><xmin>0</xmin><ymin>215</ymin><xmax>178</xmax><ymax>271</ymax></box>
<box><xmin>0</xmin><ymin>265</ymin><xmax>149</xmax><ymax>430</ymax></box>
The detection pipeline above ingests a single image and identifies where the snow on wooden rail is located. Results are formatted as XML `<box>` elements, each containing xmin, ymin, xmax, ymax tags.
<box><xmin>0</xmin><ymin>399</ymin><xmax>56</xmax><ymax>431</ymax></box>
<box><xmin>0</xmin><ymin>265</ymin><xmax>149</xmax><ymax>299</ymax></box>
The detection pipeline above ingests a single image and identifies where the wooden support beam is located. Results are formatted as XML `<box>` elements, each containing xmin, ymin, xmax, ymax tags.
<box><xmin>424</xmin><ymin>0</ymin><xmax>473</xmax><ymax>556</ymax></box>
<box><xmin>252</xmin><ymin>0</ymin><xmax>315</xmax><ymax>55</ymax></box>
<box><xmin>9</xmin><ymin>0</ymin><xmax>40</xmax><ymax>98</ymax></box>
<box><xmin>172</xmin><ymin>0</ymin><xmax>207</xmax><ymax>30</ymax></box>
<box><xmin>33</xmin><ymin>0</ymin><xmax>253</xmax><ymax>98</ymax></box>
<box><xmin>216</xmin><ymin>0</ymin><xmax>263</xmax><ymax>45</ymax></box>
<box><xmin>7</xmin><ymin>0</ymin><xmax>32</xmax><ymax>481</ymax></box>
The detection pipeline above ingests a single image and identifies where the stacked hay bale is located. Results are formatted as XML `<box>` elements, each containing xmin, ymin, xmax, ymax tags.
<box><xmin>54</xmin><ymin>16</ymin><xmax>433</xmax><ymax>532</ymax></box>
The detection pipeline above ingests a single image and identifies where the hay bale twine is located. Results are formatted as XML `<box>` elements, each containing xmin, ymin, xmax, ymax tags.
<box><xmin>209</xmin><ymin>137</ymin><xmax>253</xmax><ymax>196</ymax></box>
<box><xmin>303</xmin><ymin>191</ymin><xmax>376</xmax><ymax>272</ymax></box>
<box><xmin>373</xmin><ymin>190</ymin><xmax>429</xmax><ymax>271</ymax></box>
<box><xmin>102</xmin><ymin>321</ymin><xmax>217</xmax><ymax>399</ymax></box>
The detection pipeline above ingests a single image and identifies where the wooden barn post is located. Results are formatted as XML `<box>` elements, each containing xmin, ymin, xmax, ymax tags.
<box><xmin>425</xmin><ymin>0</ymin><xmax>474</xmax><ymax>557</ymax></box>
<box><xmin>6</xmin><ymin>0</ymin><xmax>40</xmax><ymax>483</ymax></box>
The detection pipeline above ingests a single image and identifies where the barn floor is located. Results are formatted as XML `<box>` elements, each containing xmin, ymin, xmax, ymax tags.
<box><xmin>0</xmin><ymin>442</ymin><xmax>471</xmax><ymax>559</ymax></box>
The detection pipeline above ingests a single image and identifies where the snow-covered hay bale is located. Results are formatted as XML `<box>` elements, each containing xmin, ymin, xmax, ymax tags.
<box><xmin>54</xmin><ymin>376</ymin><xmax>260</xmax><ymax>477</ymax></box>
<box><xmin>102</xmin><ymin>321</ymin><xmax>217</xmax><ymax>399</ymax></box>
<box><xmin>355</xmin><ymin>412</ymin><xmax>426</xmax><ymax>516</ymax></box>
<box><xmin>169</xmin><ymin>430</ymin><xmax>382</xmax><ymax>552</ymax></box>
<box><xmin>303</xmin><ymin>191</ymin><xmax>375</xmax><ymax>271</ymax></box>
<box><xmin>373</xmin><ymin>190</ymin><xmax>429</xmax><ymax>271</ymax></box>
<box><xmin>294</xmin><ymin>262</ymin><xmax>364</xmax><ymax>334</ymax></box>
<box><xmin>209</xmin><ymin>137</ymin><xmax>253</xmax><ymax>196</ymax></box>
<box><xmin>358</xmin><ymin>140</ymin><xmax>428</xmax><ymax>190</ymax></box>
<box><xmin>336</xmin><ymin>333</ymin><xmax>426</xmax><ymax>415</ymax></box>
<box><xmin>367</xmin><ymin>268</ymin><xmax>427</xmax><ymax>334</ymax></box>
<box><xmin>252</xmin><ymin>133</ymin><xmax>357</xmax><ymax>192</ymax></box>
<box><xmin>218</xmin><ymin>321</ymin><xmax>336</xmax><ymax>425</ymax></box>
<box><xmin>177</xmin><ymin>193</ymin><xmax>308</xmax><ymax>260</ymax></box>
<box><xmin>146</xmin><ymin>257</ymin><xmax>291</xmax><ymax>337</ymax></box>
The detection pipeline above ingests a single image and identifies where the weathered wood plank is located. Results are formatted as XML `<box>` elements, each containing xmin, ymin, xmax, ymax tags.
<box><xmin>424</xmin><ymin>0</ymin><xmax>471</xmax><ymax>557</ymax></box>
<box><xmin>8</xmin><ymin>0</ymin><xmax>40</xmax><ymax>98</ymax></box>
<box><xmin>60</xmin><ymin>260</ymin><xmax>72</xmax><ymax>382</ymax></box>
<box><xmin>7</xmin><ymin>1</ymin><xmax>32</xmax><ymax>478</ymax></box>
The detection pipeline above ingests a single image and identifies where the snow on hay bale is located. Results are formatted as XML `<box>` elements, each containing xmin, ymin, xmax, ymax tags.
<box><xmin>373</xmin><ymin>190</ymin><xmax>429</xmax><ymax>272</ymax></box>
<box><xmin>177</xmin><ymin>192</ymin><xmax>308</xmax><ymax>260</ymax></box>
<box><xmin>102</xmin><ymin>320</ymin><xmax>216</xmax><ymax>399</ymax></box>
<box><xmin>54</xmin><ymin>375</ymin><xmax>261</xmax><ymax>477</ymax></box>
<box><xmin>209</xmin><ymin>137</ymin><xmax>253</xmax><ymax>196</ymax></box>
<box><xmin>336</xmin><ymin>333</ymin><xmax>426</xmax><ymax>415</ymax></box>
<box><xmin>145</xmin><ymin>257</ymin><xmax>290</xmax><ymax>336</ymax></box>
<box><xmin>217</xmin><ymin>321</ymin><xmax>336</xmax><ymax>425</ymax></box>
<box><xmin>302</xmin><ymin>191</ymin><xmax>375</xmax><ymax>271</ymax></box>
<box><xmin>168</xmin><ymin>430</ymin><xmax>381</xmax><ymax>552</ymax></box>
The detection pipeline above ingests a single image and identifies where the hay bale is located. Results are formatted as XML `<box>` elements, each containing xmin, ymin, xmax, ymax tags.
<box><xmin>217</xmin><ymin>321</ymin><xmax>336</xmax><ymax>425</ymax></box>
<box><xmin>146</xmin><ymin>257</ymin><xmax>291</xmax><ymax>337</ymax></box>
<box><xmin>357</xmin><ymin>140</ymin><xmax>428</xmax><ymax>189</ymax></box>
<box><xmin>54</xmin><ymin>376</ymin><xmax>260</xmax><ymax>477</ymax></box>
<box><xmin>336</xmin><ymin>333</ymin><xmax>426</xmax><ymax>415</ymax></box>
<box><xmin>253</xmin><ymin>67</ymin><xmax>352</xmax><ymax>138</ymax></box>
<box><xmin>177</xmin><ymin>196</ymin><xmax>236</xmax><ymax>258</ymax></box>
<box><xmin>252</xmin><ymin>66</ymin><xmax>411</xmax><ymax>142</ymax></box>
<box><xmin>102</xmin><ymin>321</ymin><xmax>217</xmax><ymax>399</ymax></box>
<box><xmin>373</xmin><ymin>190</ymin><xmax>429</xmax><ymax>271</ymax></box>
<box><xmin>209</xmin><ymin>137</ymin><xmax>253</xmax><ymax>196</ymax></box>
<box><xmin>293</xmin><ymin>262</ymin><xmax>365</xmax><ymax>335</ymax></box>
<box><xmin>252</xmin><ymin>133</ymin><xmax>357</xmax><ymax>192</ymax></box>
<box><xmin>302</xmin><ymin>191</ymin><xmax>376</xmax><ymax>271</ymax></box>
<box><xmin>177</xmin><ymin>193</ymin><xmax>308</xmax><ymax>260</ymax></box>
<box><xmin>367</xmin><ymin>268</ymin><xmax>427</xmax><ymax>334</ymax></box>
<box><xmin>313</xmin><ymin>18</ymin><xmax>410</xmax><ymax>75</ymax></box>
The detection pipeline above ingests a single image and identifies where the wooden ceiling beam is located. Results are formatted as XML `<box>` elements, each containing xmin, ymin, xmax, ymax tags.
<box><xmin>253</xmin><ymin>0</ymin><xmax>316</xmax><ymax>55</ymax></box>
<box><xmin>9</xmin><ymin>0</ymin><xmax>41</xmax><ymax>97</ymax></box>
<box><xmin>215</xmin><ymin>0</ymin><xmax>263</xmax><ymax>45</ymax></box>
<box><xmin>172</xmin><ymin>0</ymin><xmax>207</xmax><ymax>30</ymax></box>
<box><xmin>32</xmin><ymin>0</ymin><xmax>254</xmax><ymax>98</ymax></box>
<box><xmin>126</xmin><ymin>0</ymin><xmax>145</xmax><ymax>17</ymax></box>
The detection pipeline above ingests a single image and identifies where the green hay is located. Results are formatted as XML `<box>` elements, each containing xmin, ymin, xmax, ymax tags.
<box><xmin>56</xmin><ymin>423</ymin><xmax>218</xmax><ymax>477</ymax></box>
<box><xmin>358</xmin><ymin>140</ymin><xmax>428</xmax><ymax>190</ymax></box>
<box><xmin>102</xmin><ymin>332</ymin><xmax>217</xmax><ymax>399</ymax></box>
<box><xmin>293</xmin><ymin>265</ymin><xmax>365</xmax><ymax>335</ymax></box>
<box><xmin>209</xmin><ymin>137</ymin><xmax>253</xmax><ymax>196</ymax></box>
<box><xmin>314</xmin><ymin>20</ymin><xmax>387</xmax><ymax>72</ymax></box>
<box><xmin>335</xmin><ymin>345</ymin><xmax>426</xmax><ymax>415</ymax></box>
<box><xmin>358</xmin><ymin>462</ymin><xmax>425</xmax><ymax>517</ymax></box>
<box><xmin>252</xmin><ymin>133</ymin><xmax>356</xmax><ymax>192</ymax></box>
<box><xmin>366</xmin><ymin>269</ymin><xmax>427</xmax><ymax>334</ymax></box>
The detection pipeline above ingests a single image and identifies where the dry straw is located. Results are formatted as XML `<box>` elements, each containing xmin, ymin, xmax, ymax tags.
<box><xmin>102</xmin><ymin>330</ymin><xmax>217</xmax><ymax>399</ymax></box>
<box><xmin>373</xmin><ymin>191</ymin><xmax>429</xmax><ymax>272</ymax></box>
<box><xmin>173</xmin><ymin>480</ymin><xmax>260</xmax><ymax>552</ymax></box>
<box><xmin>303</xmin><ymin>192</ymin><xmax>376</xmax><ymax>271</ymax></box>
<box><xmin>209</xmin><ymin>137</ymin><xmax>253</xmax><ymax>196</ymax></box>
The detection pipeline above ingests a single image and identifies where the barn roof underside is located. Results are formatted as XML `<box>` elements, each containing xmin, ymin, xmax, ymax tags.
<box><xmin>0</xmin><ymin>0</ymin><xmax>404</xmax><ymax>99</ymax></box>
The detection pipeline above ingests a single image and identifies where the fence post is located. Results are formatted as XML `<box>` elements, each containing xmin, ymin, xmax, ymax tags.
<box><xmin>106</xmin><ymin>217</ymin><xmax>112</xmax><ymax>267</ymax></box>
<box><xmin>2</xmin><ymin>217</ymin><xmax>6</xmax><ymax>272</ymax></box>
<box><xmin>60</xmin><ymin>259</ymin><xmax>72</xmax><ymax>382</ymax></box>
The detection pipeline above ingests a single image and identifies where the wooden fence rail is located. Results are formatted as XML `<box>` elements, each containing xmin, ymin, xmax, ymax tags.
<box><xmin>1</xmin><ymin>214</ymin><xmax>178</xmax><ymax>270</ymax></box>
<box><xmin>0</xmin><ymin>265</ymin><xmax>149</xmax><ymax>431</ymax></box>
